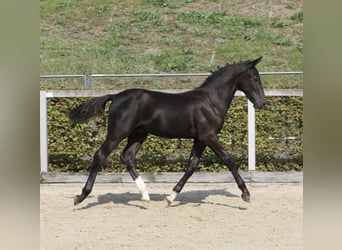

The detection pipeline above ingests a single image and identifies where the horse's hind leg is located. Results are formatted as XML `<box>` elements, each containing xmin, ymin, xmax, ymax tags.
<box><xmin>166</xmin><ymin>140</ymin><xmax>206</xmax><ymax>206</ymax></box>
<box><xmin>74</xmin><ymin>136</ymin><xmax>119</xmax><ymax>205</ymax></box>
<box><xmin>120</xmin><ymin>130</ymin><xmax>149</xmax><ymax>202</ymax></box>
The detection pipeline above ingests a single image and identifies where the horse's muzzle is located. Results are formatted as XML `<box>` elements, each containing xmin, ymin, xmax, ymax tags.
<box><xmin>254</xmin><ymin>101</ymin><xmax>266</xmax><ymax>109</ymax></box>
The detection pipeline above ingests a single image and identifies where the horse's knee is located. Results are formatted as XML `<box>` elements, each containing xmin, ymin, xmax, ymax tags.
<box><xmin>93</xmin><ymin>150</ymin><xmax>106</xmax><ymax>164</ymax></box>
<box><xmin>223</xmin><ymin>154</ymin><xmax>238</xmax><ymax>171</ymax></box>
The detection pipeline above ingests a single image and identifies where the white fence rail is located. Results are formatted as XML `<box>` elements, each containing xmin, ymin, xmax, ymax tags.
<box><xmin>40</xmin><ymin>71</ymin><xmax>303</xmax><ymax>88</ymax></box>
<box><xmin>88</xmin><ymin>71</ymin><xmax>303</xmax><ymax>87</ymax></box>
<box><xmin>40</xmin><ymin>88</ymin><xmax>303</xmax><ymax>172</ymax></box>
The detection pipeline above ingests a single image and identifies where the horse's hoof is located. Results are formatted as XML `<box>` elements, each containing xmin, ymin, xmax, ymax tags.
<box><xmin>142</xmin><ymin>199</ymin><xmax>150</xmax><ymax>207</ymax></box>
<box><xmin>241</xmin><ymin>195</ymin><xmax>251</xmax><ymax>203</ymax></box>
<box><xmin>74</xmin><ymin>195</ymin><xmax>81</xmax><ymax>205</ymax></box>
<box><xmin>165</xmin><ymin>192</ymin><xmax>177</xmax><ymax>207</ymax></box>
<box><xmin>165</xmin><ymin>198</ymin><xmax>172</xmax><ymax>207</ymax></box>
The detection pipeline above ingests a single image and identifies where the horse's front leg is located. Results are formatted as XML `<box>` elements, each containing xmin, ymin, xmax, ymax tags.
<box><xmin>202</xmin><ymin>135</ymin><xmax>250</xmax><ymax>202</ymax></box>
<box><xmin>166</xmin><ymin>140</ymin><xmax>205</xmax><ymax>206</ymax></box>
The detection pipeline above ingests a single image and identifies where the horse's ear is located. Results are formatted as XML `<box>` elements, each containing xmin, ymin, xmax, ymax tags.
<box><xmin>249</xmin><ymin>56</ymin><xmax>262</xmax><ymax>67</ymax></box>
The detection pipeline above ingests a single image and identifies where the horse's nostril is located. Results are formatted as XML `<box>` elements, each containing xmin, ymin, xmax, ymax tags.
<box><xmin>261</xmin><ymin>103</ymin><xmax>266</xmax><ymax>109</ymax></box>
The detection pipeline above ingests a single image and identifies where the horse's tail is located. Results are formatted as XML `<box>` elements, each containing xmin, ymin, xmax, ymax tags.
<box><xmin>67</xmin><ymin>94</ymin><xmax>113</xmax><ymax>123</ymax></box>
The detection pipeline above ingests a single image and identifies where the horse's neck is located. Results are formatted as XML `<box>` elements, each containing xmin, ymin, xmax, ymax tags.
<box><xmin>201</xmin><ymin>74</ymin><xmax>238</xmax><ymax>111</ymax></box>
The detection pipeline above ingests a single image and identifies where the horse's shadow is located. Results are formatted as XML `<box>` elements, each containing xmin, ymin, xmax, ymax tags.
<box><xmin>74</xmin><ymin>189</ymin><xmax>246</xmax><ymax>211</ymax></box>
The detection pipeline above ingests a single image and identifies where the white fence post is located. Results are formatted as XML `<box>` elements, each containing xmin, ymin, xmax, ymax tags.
<box><xmin>40</xmin><ymin>91</ymin><xmax>48</xmax><ymax>172</ymax></box>
<box><xmin>248</xmin><ymin>100</ymin><xmax>256</xmax><ymax>171</ymax></box>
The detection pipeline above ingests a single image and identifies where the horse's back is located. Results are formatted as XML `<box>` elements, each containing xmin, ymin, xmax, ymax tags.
<box><xmin>108</xmin><ymin>89</ymin><xmax>205</xmax><ymax>138</ymax></box>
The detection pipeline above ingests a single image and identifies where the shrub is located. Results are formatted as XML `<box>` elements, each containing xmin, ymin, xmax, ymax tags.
<box><xmin>47</xmin><ymin>96</ymin><xmax>303</xmax><ymax>172</ymax></box>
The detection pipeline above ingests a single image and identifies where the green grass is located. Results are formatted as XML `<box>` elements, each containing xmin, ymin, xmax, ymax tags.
<box><xmin>40</xmin><ymin>0</ymin><xmax>303</xmax><ymax>89</ymax></box>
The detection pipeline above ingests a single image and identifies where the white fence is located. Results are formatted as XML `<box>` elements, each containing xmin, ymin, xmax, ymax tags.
<box><xmin>40</xmin><ymin>72</ymin><xmax>303</xmax><ymax>88</ymax></box>
<box><xmin>40</xmin><ymin>88</ymin><xmax>303</xmax><ymax>173</ymax></box>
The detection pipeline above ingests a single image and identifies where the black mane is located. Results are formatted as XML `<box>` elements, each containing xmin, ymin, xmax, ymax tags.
<box><xmin>199</xmin><ymin>60</ymin><xmax>248</xmax><ymax>88</ymax></box>
<box><xmin>199</xmin><ymin>65</ymin><xmax>228</xmax><ymax>88</ymax></box>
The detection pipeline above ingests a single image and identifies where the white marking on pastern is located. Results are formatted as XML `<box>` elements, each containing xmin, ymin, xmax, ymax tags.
<box><xmin>166</xmin><ymin>191</ymin><xmax>178</xmax><ymax>205</ymax></box>
<box><xmin>135</xmin><ymin>176</ymin><xmax>150</xmax><ymax>201</ymax></box>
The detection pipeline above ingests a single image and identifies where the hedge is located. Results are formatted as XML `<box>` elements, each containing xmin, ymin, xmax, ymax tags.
<box><xmin>47</xmin><ymin>96</ymin><xmax>303</xmax><ymax>172</ymax></box>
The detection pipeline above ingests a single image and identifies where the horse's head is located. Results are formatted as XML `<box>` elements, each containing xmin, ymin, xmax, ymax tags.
<box><xmin>236</xmin><ymin>57</ymin><xmax>266</xmax><ymax>109</ymax></box>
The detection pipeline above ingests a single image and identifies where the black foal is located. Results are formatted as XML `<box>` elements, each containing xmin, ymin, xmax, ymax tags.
<box><xmin>68</xmin><ymin>57</ymin><xmax>266</xmax><ymax>206</ymax></box>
